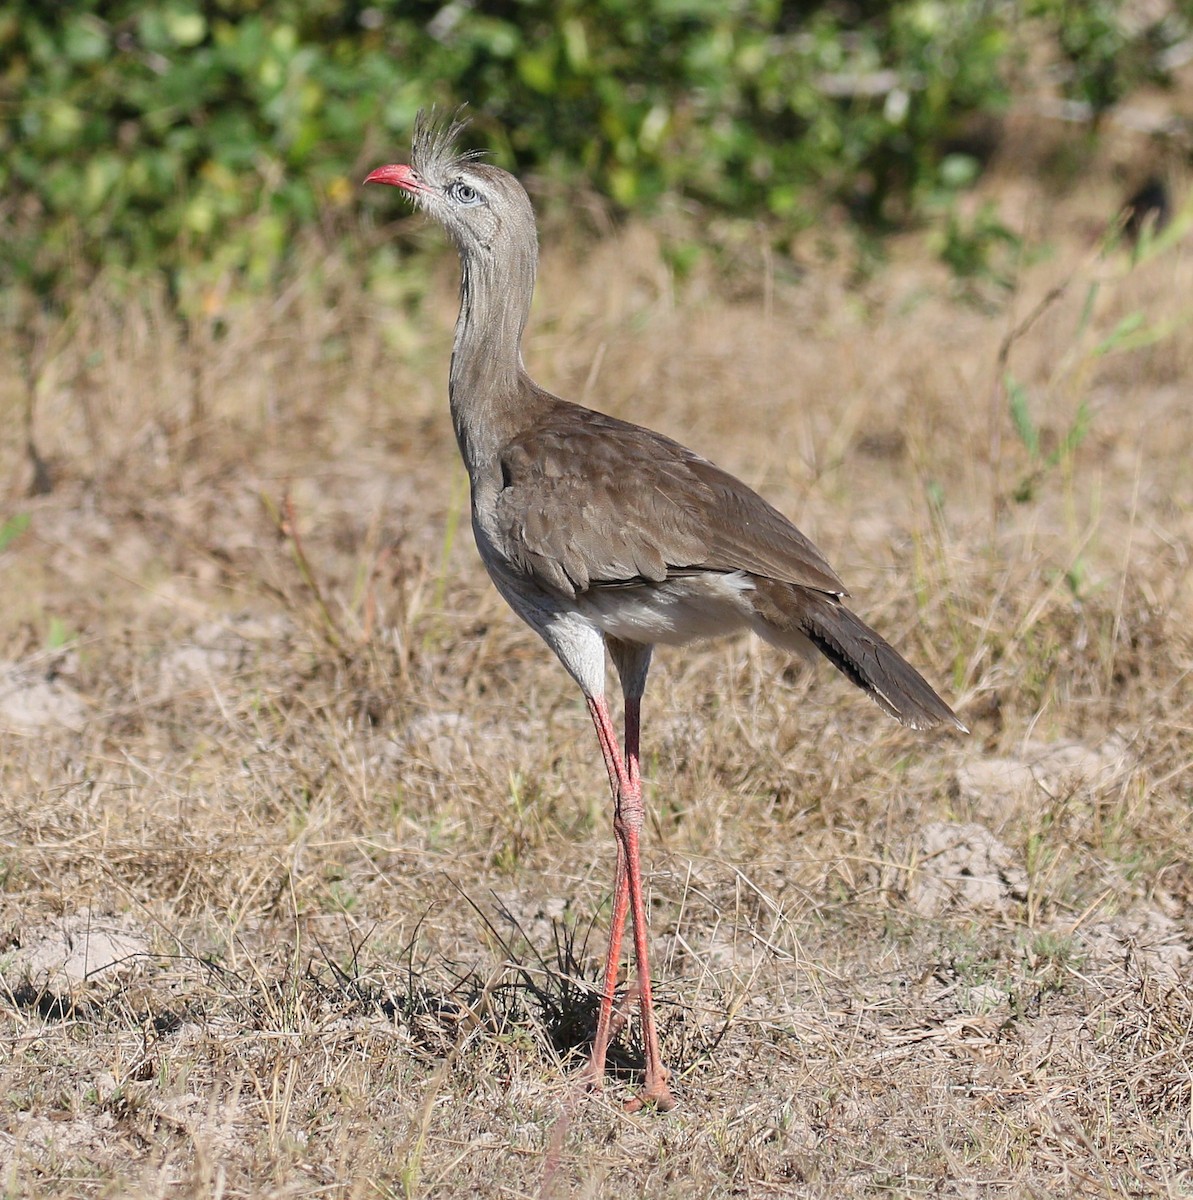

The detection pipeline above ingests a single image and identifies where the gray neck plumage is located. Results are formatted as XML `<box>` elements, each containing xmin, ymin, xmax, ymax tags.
<box><xmin>448</xmin><ymin>231</ymin><xmax>541</xmax><ymax>473</ymax></box>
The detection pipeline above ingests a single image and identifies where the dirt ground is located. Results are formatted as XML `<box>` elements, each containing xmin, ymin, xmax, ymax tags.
<box><xmin>2</xmin><ymin>116</ymin><xmax>1192</xmax><ymax>1197</ymax></box>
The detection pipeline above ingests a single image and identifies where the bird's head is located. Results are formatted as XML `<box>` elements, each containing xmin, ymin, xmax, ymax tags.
<box><xmin>364</xmin><ymin>109</ymin><xmax>535</xmax><ymax>261</ymax></box>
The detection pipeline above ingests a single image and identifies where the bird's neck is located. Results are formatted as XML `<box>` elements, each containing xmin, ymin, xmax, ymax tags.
<box><xmin>449</xmin><ymin>241</ymin><xmax>543</xmax><ymax>472</ymax></box>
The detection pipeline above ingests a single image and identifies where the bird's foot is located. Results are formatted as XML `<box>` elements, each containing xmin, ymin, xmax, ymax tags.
<box><xmin>623</xmin><ymin>1068</ymin><xmax>676</xmax><ymax>1113</ymax></box>
<box><xmin>577</xmin><ymin>1061</ymin><xmax>676</xmax><ymax>1112</ymax></box>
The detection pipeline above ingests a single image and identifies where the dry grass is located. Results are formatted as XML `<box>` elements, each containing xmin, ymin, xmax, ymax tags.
<box><xmin>2</xmin><ymin>131</ymin><xmax>1193</xmax><ymax>1198</ymax></box>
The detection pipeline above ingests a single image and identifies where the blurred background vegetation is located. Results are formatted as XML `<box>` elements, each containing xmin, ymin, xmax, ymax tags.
<box><xmin>3</xmin><ymin>0</ymin><xmax>1191</xmax><ymax>331</ymax></box>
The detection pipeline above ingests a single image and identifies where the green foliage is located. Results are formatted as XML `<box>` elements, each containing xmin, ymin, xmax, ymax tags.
<box><xmin>2</xmin><ymin>1</ymin><xmax>430</xmax><ymax>314</ymax></box>
<box><xmin>467</xmin><ymin>0</ymin><xmax>1014</xmax><ymax>222</ymax></box>
<box><xmin>1030</xmin><ymin>0</ymin><xmax>1187</xmax><ymax>115</ymax></box>
<box><xmin>937</xmin><ymin>201</ymin><xmax>1021</xmax><ymax>290</ymax></box>
<box><xmin>2</xmin><ymin>0</ymin><xmax>1191</xmax><ymax>319</ymax></box>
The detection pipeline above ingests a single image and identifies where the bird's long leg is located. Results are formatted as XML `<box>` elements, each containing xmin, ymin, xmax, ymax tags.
<box><xmin>617</xmin><ymin>695</ymin><xmax>676</xmax><ymax>1112</ymax></box>
<box><xmin>581</xmin><ymin>693</ymin><xmax>676</xmax><ymax>1111</ymax></box>
<box><xmin>582</xmin><ymin>696</ymin><xmax>631</xmax><ymax>1090</ymax></box>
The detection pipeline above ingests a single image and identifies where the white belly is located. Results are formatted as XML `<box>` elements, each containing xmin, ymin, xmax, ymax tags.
<box><xmin>575</xmin><ymin>572</ymin><xmax>756</xmax><ymax>646</ymax></box>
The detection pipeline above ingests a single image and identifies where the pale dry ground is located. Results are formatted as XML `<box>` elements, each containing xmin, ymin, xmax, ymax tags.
<box><xmin>2</xmin><ymin>138</ymin><xmax>1193</xmax><ymax>1198</ymax></box>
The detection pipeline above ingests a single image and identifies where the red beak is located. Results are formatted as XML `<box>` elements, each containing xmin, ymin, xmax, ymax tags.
<box><xmin>363</xmin><ymin>163</ymin><xmax>427</xmax><ymax>194</ymax></box>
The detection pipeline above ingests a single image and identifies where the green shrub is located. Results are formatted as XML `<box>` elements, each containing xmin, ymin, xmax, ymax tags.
<box><xmin>1</xmin><ymin>0</ymin><xmax>1188</xmax><ymax>318</ymax></box>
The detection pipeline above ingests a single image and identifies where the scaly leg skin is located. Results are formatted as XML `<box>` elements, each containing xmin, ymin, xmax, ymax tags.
<box><xmin>616</xmin><ymin>786</ymin><xmax>676</xmax><ymax>1111</ymax></box>
<box><xmin>582</xmin><ymin>696</ymin><xmax>676</xmax><ymax>1112</ymax></box>
<box><xmin>582</xmin><ymin>835</ymin><xmax>628</xmax><ymax>1086</ymax></box>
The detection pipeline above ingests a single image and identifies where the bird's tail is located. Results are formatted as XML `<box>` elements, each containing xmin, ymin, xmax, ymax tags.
<box><xmin>749</xmin><ymin>578</ymin><xmax>965</xmax><ymax>732</ymax></box>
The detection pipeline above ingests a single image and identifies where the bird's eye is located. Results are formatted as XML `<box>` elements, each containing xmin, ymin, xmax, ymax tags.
<box><xmin>451</xmin><ymin>181</ymin><xmax>482</xmax><ymax>206</ymax></box>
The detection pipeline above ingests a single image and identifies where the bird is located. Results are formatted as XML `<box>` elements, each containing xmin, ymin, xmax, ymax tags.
<box><xmin>365</xmin><ymin>109</ymin><xmax>965</xmax><ymax>1113</ymax></box>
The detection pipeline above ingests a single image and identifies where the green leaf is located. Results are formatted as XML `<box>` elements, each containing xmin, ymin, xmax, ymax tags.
<box><xmin>1075</xmin><ymin>281</ymin><xmax>1099</xmax><ymax>340</ymax></box>
<box><xmin>1093</xmin><ymin>311</ymin><xmax>1146</xmax><ymax>356</ymax></box>
<box><xmin>938</xmin><ymin>153</ymin><xmax>978</xmax><ymax>190</ymax></box>
<box><xmin>517</xmin><ymin>46</ymin><xmax>557</xmax><ymax>94</ymax></box>
<box><xmin>1007</xmin><ymin>375</ymin><xmax>1039</xmax><ymax>458</ymax></box>
<box><xmin>47</xmin><ymin>616</ymin><xmax>74</xmax><ymax>650</ymax></box>
<box><xmin>0</xmin><ymin>513</ymin><xmax>30</xmax><ymax>553</ymax></box>
<box><xmin>1049</xmin><ymin>401</ymin><xmax>1090</xmax><ymax>465</ymax></box>
<box><xmin>63</xmin><ymin>16</ymin><xmax>108</xmax><ymax>63</ymax></box>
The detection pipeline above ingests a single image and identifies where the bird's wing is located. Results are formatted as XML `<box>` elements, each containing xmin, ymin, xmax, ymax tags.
<box><xmin>491</xmin><ymin>403</ymin><xmax>847</xmax><ymax>599</ymax></box>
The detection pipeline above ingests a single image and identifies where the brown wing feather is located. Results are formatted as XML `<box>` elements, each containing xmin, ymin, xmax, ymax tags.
<box><xmin>492</xmin><ymin>400</ymin><xmax>846</xmax><ymax>599</ymax></box>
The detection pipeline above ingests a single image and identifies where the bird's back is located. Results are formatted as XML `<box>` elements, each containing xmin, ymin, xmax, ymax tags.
<box><xmin>486</xmin><ymin>392</ymin><xmax>847</xmax><ymax>602</ymax></box>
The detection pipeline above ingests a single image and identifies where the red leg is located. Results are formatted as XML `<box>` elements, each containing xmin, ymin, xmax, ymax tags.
<box><xmin>617</xmin><ymin>697</ymin><xmax>675</xmax><ymax>1111</ymax></box>
<box><xmin>581</xmin><ymin>695</ymin><xmax>676</xmax><ymax>1111</ymax></box>
<box><xmin>582</xmin><ymin>697</ymin><xmax>630</xmax><ymax>1087</ymax></box>
<box><xmin>584</xmin><ymin>833</ymin><xmax>628</xmax><ymax>1083</ymax></box>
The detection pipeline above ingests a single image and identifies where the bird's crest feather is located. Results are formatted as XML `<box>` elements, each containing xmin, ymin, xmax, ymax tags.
<box><xmin>411</xmin><ymin>107</ymin><xmax>485</xmax><ymax>179</ymax></box>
